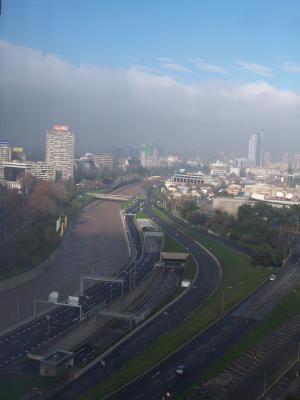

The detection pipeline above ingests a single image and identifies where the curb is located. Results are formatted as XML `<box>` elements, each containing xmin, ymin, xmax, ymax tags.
<box><xmin>0</xmin><ymin>182</ymin><xmax>140</xmax><ymax>295</ymax></box>
<box><xmin>75</xmin><ymin>227</ymin><xmax>202</xmax><ymax>381</ymax></box>
<box><xmin>120</xmin><ymin>210</ymin><xmax>132</xmax><ymax>261</ymax></box>
<box><xmin>99</xmin><ymin>213</ymin><xmax>293</xmax><ymax>399</ymax></box>
<box><xmin>99</xmin><ymin>249</ymin><xmax>221</xmax><ymax>400</ymax></box>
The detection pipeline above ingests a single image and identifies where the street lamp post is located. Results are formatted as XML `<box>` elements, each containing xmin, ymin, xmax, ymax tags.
<box><xmin>221</xmin><ymin>286</ymin><xmax>232</xmax><ymax>315</ymax></box>
<box><xmin>16</xmin><ymin>298</ymin><xmax>20</xmax><ymax>323</ymax></box>
<box><xmin>46</xmin><ymin>314</ymin><xmax>51</xmax><ymax>341</ymax></box>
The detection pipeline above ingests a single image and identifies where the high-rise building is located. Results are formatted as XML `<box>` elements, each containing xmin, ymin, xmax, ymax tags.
<box><xmin>46</xmin><ymin>125</ymin><xmax>74</xmax><ymax>180</ymax></box>
<box><xmin>248</xmin><ymin>133</ymin><xmax>263</xmax><ymax>167</ymax></box>
<box><xmin>140</xmin><ymin>143</ymin><xmax>159</xmax><ymax>168</ymax></box>
<box><xmin>2</xmin><ymin>161</ymin><xmax>55</xmax><ymax>189</ymax></box>
<box><xmin>30</xmin><ymin>162</ymin><xmax>56</xmax><ymax>181</ymax></box>
<box><xmin>0</xmin><ymin>140</ymin><xmax>12</xmax><ymax>180</ymax></box>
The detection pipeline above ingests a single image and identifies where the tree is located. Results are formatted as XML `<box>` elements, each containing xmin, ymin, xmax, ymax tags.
<box><xmin>180</xmin><ymin>200</ymin><xmax>198</xmax><ymax>219</ymax></box>
<box><xmin>237</xmin><ymin>204</ymin><xmax>255</xmax><ymax>221</ymax></box>
<box><xmin>190</xmin><ymin>211</ymin><xmax>208</xmax><ymax>226</ymax></box>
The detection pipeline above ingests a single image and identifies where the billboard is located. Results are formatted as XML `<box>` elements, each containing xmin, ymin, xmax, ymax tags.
<box><xmin>53</xmin><ymin>125</ymin><xmax>69</xmax><ymax>131</ymax></box>
<box><xmin>12</xmin><ymin>147</ymin><xmax>24</xmax><ymax>153</ymax></box>
<box><xmin>48</xmin><ymin>291</ymin><xmax>59</xmax><ymax>303</ymax></box>
<box><xmin>68</xmin><ymin>296</ymin><xmax>79</xmax><ymax>306</ymax></box>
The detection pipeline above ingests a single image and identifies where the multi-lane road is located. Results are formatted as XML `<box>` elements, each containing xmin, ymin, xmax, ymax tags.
<box><xmin>0</xmin><ymin>200</ymin><xmax>147</xmax><ymax>372</ymax></box>
<box><xmin>5</xmin><ymin>201</ymin><xmax>297</xmax><ymax>400</ymax></box>
<box><xmin>50</xmin><ymin>205</ymin><xmax>222</xmax><ymax>399</ymax></box>
<box><xmin>109</xmin><ymin>210</ymin><xmax>300</xmax><ymax>400</ymax></box>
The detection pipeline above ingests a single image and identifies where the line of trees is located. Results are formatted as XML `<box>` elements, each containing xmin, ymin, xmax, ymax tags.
<box><xmin>177</xmin><ymin>200</ymin><xmax>290</xmax><ymax>267</ymax></box>
<box><xmin>0</xmin><ymin>176</ymin><xmax>77</xmax><ymax>276</ymax></box>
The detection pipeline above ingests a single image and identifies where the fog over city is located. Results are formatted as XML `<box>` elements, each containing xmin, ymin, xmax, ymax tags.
<box><xmin>3</xmin><ymin>3</ymin><xmax>300</xmax><ymax>400</ymax></box>
<box><xmin>1</xmin><ymin>39</ymin><xmax>299</xmax><ymax>158</ymax></box>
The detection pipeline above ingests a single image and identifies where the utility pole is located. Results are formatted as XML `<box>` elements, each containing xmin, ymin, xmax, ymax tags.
<box><xmin>262</xmin><ymin>372</ymin><xmax>267</xmax><ymax>398</ymax></box>
<box><xmin>16</xmin><ymin>298</ymin><xmax>20</xmax><ymax>323</ymax></box>
<box><xmin>221</xmin><ymin>290</ymin><xmax>225</xmax><ymax>315</ymax></box>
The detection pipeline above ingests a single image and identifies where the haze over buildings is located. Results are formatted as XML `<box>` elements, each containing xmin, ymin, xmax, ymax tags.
<box><xmin>248</xmin><ymin>133</ymin><xmax>263</xmax><ymax>167</ymax></box>
<box><xmin>0</xmin><ymin>140</ymin><xmax>11</xmax><ymax>179</ymax></box>
<box><xmin>0</xmin><ymin>2</ymin><xmax>300</xmax><ymax>156</ymax></box>
<box><xmin>140</xmin><ymin>144</ymin><xmax>159</xmax><ymax>169</ymax></box>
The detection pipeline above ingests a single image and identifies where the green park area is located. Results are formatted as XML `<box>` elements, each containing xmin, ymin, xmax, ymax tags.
<box><xmin>81</xmin><ymin>207</ymin><xmax>270</xmax><ymax>400</ymax></box>
<box><xmin>0</xmin><ymin>374</ymin><xmax>58</xmax><ymax>400</ymax></box>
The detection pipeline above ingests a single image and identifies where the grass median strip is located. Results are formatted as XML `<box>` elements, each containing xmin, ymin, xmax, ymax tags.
<box><xmin>0</xmin><ymin>374</ymin><xmax>59</xmax><ymax>400</ymax></box>
<box><xmin>152</xmin><ymin>233</ymin><xmax>197</xmax><ymax>312</ymax></box>
<box><xmin>135</xmin><ymin>209</ymin><xmax>148</xmax><ymax>219</ymax></box>
<box><xmin>179</xmin><ymin>285</ymin><xmax>300</xmax><ymax>399</ymax></box>
<box><xmin>81</xmin><ymin>209</ymin><xmax>270</xmax><ymax>400</ymax></box>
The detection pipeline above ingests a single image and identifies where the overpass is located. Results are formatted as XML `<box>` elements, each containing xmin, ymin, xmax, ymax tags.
<box><xmin>88</xmin><ymin>193</ymin><xmax>133</xmax><ymax>202</ymax></box>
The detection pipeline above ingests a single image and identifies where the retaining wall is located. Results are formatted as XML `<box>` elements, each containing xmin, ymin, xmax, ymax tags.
<box><xmin>0</xmin><ymin>218</ymin><xmax>76</xmax><ymax>294</ymax></box>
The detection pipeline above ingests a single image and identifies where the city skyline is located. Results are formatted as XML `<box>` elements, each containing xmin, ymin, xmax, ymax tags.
<box><xmin>2</xmin><ymin>4</ymin><xmax>300</xmax><ymax>400</ymax></box>
<box><xmin>0</xmin><ymin>1</ymin><xmax>300</xmax><ymax>157</ymax></box>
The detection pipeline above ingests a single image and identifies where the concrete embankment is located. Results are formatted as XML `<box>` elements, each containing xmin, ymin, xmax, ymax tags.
<box><xmin>0</xmin><ymin>184</ymin><xmax>140</xmax><ymax>331</ymax></box>
<box><xmin>0</xmin><ymin>219</ymin><xmax>75</xmax><ymax>294</ymax></box>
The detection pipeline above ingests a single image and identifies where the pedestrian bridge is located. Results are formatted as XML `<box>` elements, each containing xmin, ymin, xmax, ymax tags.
<box><xmin>88</xmin><ymin>193</ymin><xmax>133</xmax><ymax>202</ymax></box>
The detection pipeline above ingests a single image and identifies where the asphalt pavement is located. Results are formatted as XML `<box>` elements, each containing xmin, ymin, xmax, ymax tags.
<box><xmin>50</xmin><ymin>204</ymin><xmax>221</xmax><ymax>400</ymax></box>
<box><xmin>0</xmin><ymin>201</ymin><xmax>145</xmax><ymax>372</ymax></box>
<box><xmin>110</xmin><ymin>231</ymin><xmax>300</xmax><ymax>400</ymax></box>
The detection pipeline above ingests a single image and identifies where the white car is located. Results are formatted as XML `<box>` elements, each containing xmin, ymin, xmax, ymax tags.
<box><xmin>176</xmin><ymin>365</ymin><xmax>188</xmax><ymax>375</ymax></box>
<box><xmin>269</xmin><ymin>274</ymin><xmax>277</xmax><ymax>281</ymax></box>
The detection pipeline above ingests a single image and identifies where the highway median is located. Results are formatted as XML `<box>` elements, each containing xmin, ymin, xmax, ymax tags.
<box><xmin>80</xmin><ymin>207</ymin><xmax>269</xmax><ymax>400</ymax></box>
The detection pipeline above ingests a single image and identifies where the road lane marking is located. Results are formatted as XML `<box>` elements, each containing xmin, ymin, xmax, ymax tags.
<box><xmin>167</xmin><ymin>375</ymin><xmax>175</xmax><ymax>382</ymax></box>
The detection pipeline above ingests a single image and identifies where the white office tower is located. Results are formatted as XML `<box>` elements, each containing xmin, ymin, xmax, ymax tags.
<box><xmin>248</xmin><ymin>133</ymin><xmax>263</xmax><ymax>167</ymax></box>
<box><xmin>0</xmin><ymin>140</ymin><xmax>11</xmax><ymax>180</ymax></box>
<box><xmin>46</xmin><ymin>125</ymin><xmax>75</xmax><ymax>180</ymax></box>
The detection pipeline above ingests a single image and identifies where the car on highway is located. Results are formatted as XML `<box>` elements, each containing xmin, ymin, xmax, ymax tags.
<box><xmin>269</xmin><ymin>274</ymin><xmax>277</xmax><ymax>281</ymax></box>
<box><xmin>175</xmin><ymin>364</ymin><xmax>188</xmax><ymax>375</ymax></box>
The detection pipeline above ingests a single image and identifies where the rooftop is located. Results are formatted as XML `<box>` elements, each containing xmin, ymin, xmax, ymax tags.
<box><xmin>42</xmin><ymin>350</ymin><xmax>74</xmax><ymax>365</ymax></box>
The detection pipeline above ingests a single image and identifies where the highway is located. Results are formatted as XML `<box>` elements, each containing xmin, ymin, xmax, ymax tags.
<box><xmin>108</xmin><ymin>216</ymin><xmax>300</xmax><ymax>400</ymax></box>
<box><xmin>49</xmin><ymin>204</ymin><xmax>222</xmax><ymax>400</ymax></box>
<box><xmin>160</xmin><ymin>206</ymin><xmax>254</xmax><ymax>257</ymax></box>
<box><xmin>7</xmin><ymin>203</ymin><xmax>298</xmax><ymax>400</ymax></box>
<box><xmin>0</xmin><ymin>201</ymin><xmax>148</xmax><ymax>372</ymax></box>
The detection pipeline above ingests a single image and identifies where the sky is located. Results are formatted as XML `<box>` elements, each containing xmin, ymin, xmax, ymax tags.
<box><xmin>0</xmin><ymin>0</ymin><xmax>300</xmax><ymax>158</ymax></box>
